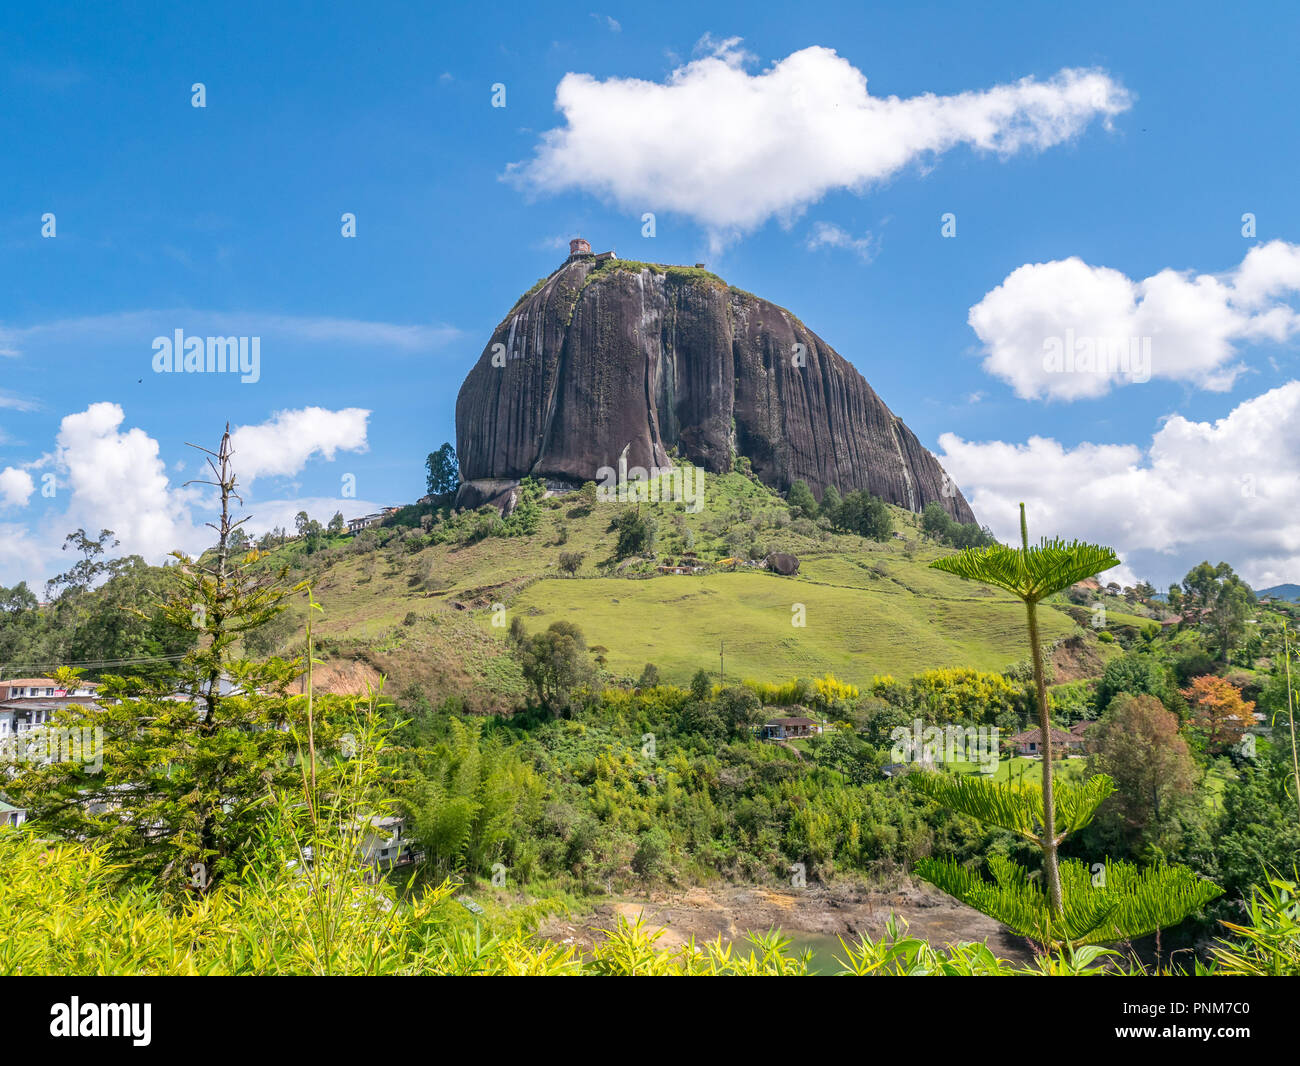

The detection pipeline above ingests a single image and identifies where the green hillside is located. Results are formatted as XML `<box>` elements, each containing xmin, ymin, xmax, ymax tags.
<box><xmin>266</xmin><ymin>470</ymin><xmax>1086</xmax><ymax>708</ymax></box>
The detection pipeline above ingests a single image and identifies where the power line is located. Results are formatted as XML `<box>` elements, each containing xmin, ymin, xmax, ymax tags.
<box><xmin>1</xmin><ymin>651</ymin><xmax>190</xmax><ymax>674</ymax></box>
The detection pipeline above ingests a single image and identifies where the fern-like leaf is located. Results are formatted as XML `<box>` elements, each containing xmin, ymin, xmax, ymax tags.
<box><xmin>915</xmin><ymin>855</ymin><xmax>1222</xmax><ymax>950</ymax></box>
<box><xmin>930</xmin><ymin>539</ymin><xmax>1121</xmax><ymax>604</ymax></box>
<box><xmin>909</xmin><ymin>772</ymin><xmax>1116</xmax><ymax>843</ymax></box>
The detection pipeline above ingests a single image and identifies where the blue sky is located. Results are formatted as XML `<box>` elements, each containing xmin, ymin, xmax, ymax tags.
<box><xmin>3</xmin><ymin>1</ymin><xmax>1300</xmax><ymax>590</ymax></box>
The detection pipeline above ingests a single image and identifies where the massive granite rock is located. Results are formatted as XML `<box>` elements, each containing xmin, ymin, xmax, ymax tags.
<box><xmin>455</xmin><ymin>251</ymin><xmax>977</xmax><ymax>524</ymax></box>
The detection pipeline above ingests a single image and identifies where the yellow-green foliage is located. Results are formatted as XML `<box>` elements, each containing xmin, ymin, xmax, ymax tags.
<box><xmin>811</xmin><ymin>674</ymin><xmax>860</xmax><ymax>707</ymax></box>
<box><xmin>873</xmin><ymin>668</ymin><xmax>1021</xmax><ymax>724</ymax></box>
<box><xmin>3</xmin><ymin>828</ymin><xmax>1290</xmax><ymax>975</ymax></box>
<box><xmin>742</xmin><ymin>678</ymin><xmax>810</xmax><ymax>706</ymax></box>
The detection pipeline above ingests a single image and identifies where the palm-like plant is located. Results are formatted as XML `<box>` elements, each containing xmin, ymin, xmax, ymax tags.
<box><xmin>916</xmin><ymin>505</ymin><xmax>1222</xmax><ymax>957</ymax></box>
<box><xmin>928</xmin><ymin>503</ymin><xmax>1119</xmax><ymax>914</ymax></box>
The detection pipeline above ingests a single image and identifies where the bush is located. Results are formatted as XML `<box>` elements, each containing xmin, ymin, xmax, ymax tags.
<box><xmin>833</xmin><ymin>491</ymin><xmax>893</xmax><ymax>541</ymax></box>
<box><xmin>612</xmin><ymin>510</ymin><xmax>657</xmax><ymax>558</ymax></box>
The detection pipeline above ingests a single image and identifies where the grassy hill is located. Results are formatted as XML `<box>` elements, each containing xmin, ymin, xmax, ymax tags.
<box><xmin>261</xmin><ymin>470</ymin><xmax>1093</xmax><ymax>711</ymax></box>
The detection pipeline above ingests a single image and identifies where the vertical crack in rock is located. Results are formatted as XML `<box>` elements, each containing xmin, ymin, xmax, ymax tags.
<box><xmin>455</xmin><ymin>252</ymin><xmax>976</xmax><ymax>523</ymax></box>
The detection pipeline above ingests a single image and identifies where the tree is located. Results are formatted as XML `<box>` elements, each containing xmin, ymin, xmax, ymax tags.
<box><xmin>515</xmin><ymin>620</ymin><xmax>593</xmax><ymax>716</ymax></box>
<box><xmin>927</xmin><ymin>504</ymin><xmax>1117</xmax><ymax>916</ymax></box>
<box><xmin>834</xmin><ymin>490</ymin><xmax>893</xmax><ymax>541</ymax></box>
<box><xmin>636</xmin><ymin>663</ymin><xmax>660</xmax><ymax>688</ymax></box>
<box><xmin>612</xmin><ymin>509</ymin><xmax>656</xmax><ymax>558</ymax></box>
<box><xmin>689</xmin><ymin>668</ymin><xmax>711</xmax><ymax>701</ymax></box>
<box><xmin>914</xmin><ymin>505</ymin><xmax>1220</xmax><ymax>951</ymax></box>
<box><xmin>921</xmin><ymin>501</ymin><xmax>951</xmax><ymax>541</ymax></box>
<box><xmin>327</xmin><ymin>511</ymin><xmax>345</xmax><ymax>535</ymax></box>
<box><xmin>1272</xmin><ymin>622</ymin><xmax>1300</xmax><ymax>826</ymax></box>
<box><xmin>7</xmin><ymin>428</ymin><xmax>335</xmax><ymax>895</ymax></box>
<box><xmin>786</xmin><ymin>480</ymin><xmax>818</xmax><ymax>519</ymax></box>
<box><xmin>558</xmin><ymin>551</ymin><xmax>585</xmax><ymax>576</ymax></box>
<box><xmin>1208</xmin><ymin>574</ymin><xmax>1253</xmax><ymax>663</ymax></box>
<box><xmin>425</xmin><ymin>442</ymin><xmax>459</xmax><ymax>498</ymax></box>
<box><xmin>1094</xmin><ymin>653</ymin><xmax>1171</xmax><ymax>715</ymax></box>
<box><xmin>713</xmin><ymin>684</ymin><xmax>763</xmax><ymax>739</ymax></box>
<box><xmin>1086</xmin><ymin>695</ymin><xmax>1197</xmax><ymax>854</ymax></box>
<box><xmin>1213</xmin><ymin>741</ymin><xmax>1300</xmax><ymax>898</ymax></box>
<box><xmin>1182</xmin><ymin>674</ymin><xmax>1253</xmax><ymax>754</ymax></box>
<box><xmin>48</xmin><ymin>528</ymin><xmax>119</xmax><ymax>594</ymax></box>
<box><xmin>1181</xmin><ymin>561</ymin><xmax>1254</xmax><ymax>661</ymax></box>
<box><xmin>820</xmin><ymin>484</ymin><xmax>842</xmax><ymax>523</ymax></box>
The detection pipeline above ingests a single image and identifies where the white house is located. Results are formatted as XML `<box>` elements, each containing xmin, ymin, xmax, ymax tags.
<box><xmin>0</xmin><ymin>798</ymin><xmax>26</xmax><ymax>829</ymax></box>
<box><xmin>358</xmin><ymin>815</ymin><xmax>419</xmax><ymax>868</ymax></box>
<box><xmin>0</xmin><ymin>678</ymin><xmax>101</xmax><ymax>737</ymax></box>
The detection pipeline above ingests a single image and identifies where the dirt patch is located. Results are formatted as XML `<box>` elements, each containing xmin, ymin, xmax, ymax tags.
<box><xmin>1051</xmin><ymin>633</ymin><xmax>1108</xmax><ymax>683</ymax></box>
<box><xmin>538</xmin><ymin>880</ymin><xmax>1034</xmax><ymax>963</ymax></box>
<box><xmin>289</xmin><ymin>659</ymin><xmax>385</xmax><ymax>696</ymax></box>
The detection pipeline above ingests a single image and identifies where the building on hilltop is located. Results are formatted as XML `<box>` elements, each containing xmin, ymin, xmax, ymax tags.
<box><xmin>567</xmin><ymin>237</ymin><xmax>616</xmax><ymax>264</ymax></box>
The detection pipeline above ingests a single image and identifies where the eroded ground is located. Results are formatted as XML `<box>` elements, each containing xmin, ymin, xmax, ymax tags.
<box><xmin>538</xmin><ymin>881</ymin><xmax>1035</xmax><ymax>965</ymax></box>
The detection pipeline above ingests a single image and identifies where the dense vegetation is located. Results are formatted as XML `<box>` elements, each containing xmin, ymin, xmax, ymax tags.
<box><xmin>2</xmin><ymin>435</ymin><xmax>1298</xmax><ymax>974</ymax></box>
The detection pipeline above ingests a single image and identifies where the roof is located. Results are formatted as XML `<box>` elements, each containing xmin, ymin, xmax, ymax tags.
<box><xmin>0</xmin><ymin>678</ymin><xmax>98</xmax><ymax>688</ymax></box>
<box><xmin>0</xmin><ymin>698</ymin><xmax>102</xmax><ymax>712</ymax></box>
<box><xmin>1069</xmin><ymin>721</ymin><xmax>1096</xmax><ymax>736</ymax></box>
<box><xmin>765</xmin><ymin>716</ymin><xmax>817</xmax><ymax>727</ymax></box>
<box><xmin>1009</xmin><ymin>726</ymin><xmax>1074</xmax><ymax>745</ymax></box>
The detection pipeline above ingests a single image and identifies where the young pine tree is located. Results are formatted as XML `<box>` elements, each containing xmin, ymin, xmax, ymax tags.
<box><xmin>10</xmin><ymin>428</ymin><xmax>346</xmax><ymax>895</ymax></box>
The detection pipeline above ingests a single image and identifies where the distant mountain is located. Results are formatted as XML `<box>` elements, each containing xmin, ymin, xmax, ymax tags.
<box><xmin>1257</xmin><ymin>584</ymin><xmax>1300</xmax><ymax>602</ymax></box>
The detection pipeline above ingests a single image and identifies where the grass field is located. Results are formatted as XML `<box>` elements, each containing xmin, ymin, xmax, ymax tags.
<box><xmin>267</xmin><ymin>472</ymin><xmax>1093</xmax><ymax>705</ymax></box>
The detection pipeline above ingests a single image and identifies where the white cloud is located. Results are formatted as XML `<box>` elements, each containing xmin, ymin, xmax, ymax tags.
<box><xmin>0</xmin><ymin>523</ymin><xmax>48</xmax><ymax>589</ymax></box>
<box><xmin>53</xmin><ymin>402</ymin><xmax>208</xmax><ymax>563</ymax></box>
<box><xmin>0</xmin><ymin>467</ymin><xmax>35</xmax><ymax>508</ymax></box>
<box><xmin>508</xmin><ymin>42</ymin><xmax>1130</xmax><ymax>247</ymax></box>
<box><xmin>0</xmin><ymin>390</ymin><xmax>38</xmax><ymax>410</ymax></box>
<box><xmin>0</xmin><ymin>404</ymin><xmax>380</xmax><ymax>588</ymax></box>
<box><xmin>806</xmin><ymin>222</ymin><xmax>879</xmax><ymax>262</ymax></box>
<box><xmin>229</xmin><ymin>407</ymin><xmax>370</xmax><ymax>484</ymax></box>
<box><xmin>0</xmin><ymin>310</ymin><xmax>461</xmax><ymax>360</ymax></box>
<box><xmin>938</xmin><ymin>382</ymin><xmax>1300</xmax><ymax>588</ymax></box>
<box><xmin>969</xmin><ymin>241</ymin><xmax>1300</xmax><ymax>400</ymax></box>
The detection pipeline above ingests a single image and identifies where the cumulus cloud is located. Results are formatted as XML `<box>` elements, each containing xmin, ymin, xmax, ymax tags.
<box><xmin>0</xmin><ymin>467</ymin><xmax>35</xmax><ymax>508</ymax></box>
<box><xmin>508</xmin><ymin>41</ymin><xmax>1130</xmax><ymax>246</ymax></box>
<box><xmin>0</xmin><ymin>471</ymin><xmax>34</xmax><ymax>512</ymax></box>
<box><xmin>0</xmin><ymin>404</ymin><xmax>377</xmax><ymax>588</ymax></box>
<box><xmin>806</xmin><ymin>222</ymin><xmax>879</xmax><ymax>262</ymax></box>
<box><xmin>229</xmin><ymin>407</ymin><xmax>370</xmax><ymax>483</ymax></box>
<box><xmin>969</xmin><ymin>241</ymin><xmax>1300</xmax><ymax>400</ymax></box>
<box><xmin>938</xmin><ymin>382</ymin><xmax>1300</xmax><ymax>588</ymax></box>
<box><xmin>54</xmin><ymin>402</ymin><xmax>208</xmax><ymax>562</ymax></box>
<box><xmin>0</xmin><ymin>523</ymin><xmax>48</xmax><ymax>589</ymax></box>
